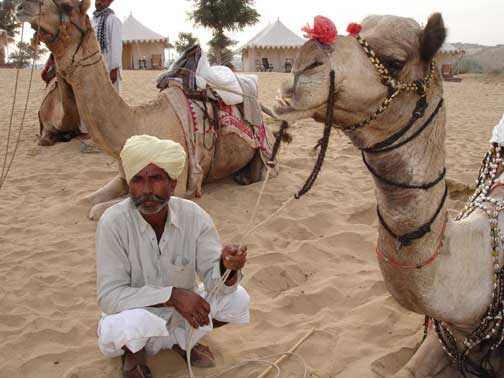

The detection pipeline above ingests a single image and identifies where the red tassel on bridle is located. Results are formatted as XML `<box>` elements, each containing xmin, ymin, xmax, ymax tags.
<box><xmin>346</xmin><ymin>22</ymin><xmax>362</xmax><ymax>36</ymax></box>
<box><xmin>301</xmin><ymin>15</ymin><xmax>337</xmax><ymax>45</ymax></box>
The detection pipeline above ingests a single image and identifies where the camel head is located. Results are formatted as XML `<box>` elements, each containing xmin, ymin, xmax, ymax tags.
<box><xmin>16</xmin><ymin>0</ymin><xmax>91</xmax><ymax>57</ymax></box>
<box><xmin>275</xmin><ymin>13</ymin><xmax>446</xmax><ymax>147</ymax></box>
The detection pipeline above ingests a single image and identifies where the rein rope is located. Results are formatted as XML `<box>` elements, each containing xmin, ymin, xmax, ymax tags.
<box><xmin>0</xmin><ymin>17</ymin><xmax>42</xmax><ymax>192</ymax></box>
<box><xmin>181</xmin><ymin>69</ymin><xmax>337</xmax><ymax>378</ymax></box>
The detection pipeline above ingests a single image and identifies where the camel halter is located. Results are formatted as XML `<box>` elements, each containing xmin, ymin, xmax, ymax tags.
<box><xmin>343</xmin><ymin>35</ymin><xmax>437</xmax><ymax>132</ymax></box>
<box><xmin>38</xmin><ymin>0</ymin><xmax>102</xmax><ymax>66</ymax></box>
<box><xmin>337</xmin><ymin>33</ymin><xmax>447</xmax><ymax>250</ymax></box>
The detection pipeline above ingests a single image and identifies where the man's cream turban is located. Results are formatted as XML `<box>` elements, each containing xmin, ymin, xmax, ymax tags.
<box><xmin>120</xmin><ymin>135</ymin><xmax>186</xmax><ymax>183</ymax></box>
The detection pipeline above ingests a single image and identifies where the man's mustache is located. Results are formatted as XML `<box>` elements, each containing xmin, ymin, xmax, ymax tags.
<box><xmin>131</xmin><ymin>194</ymin><xmax>169</xmax><ymax>207</ymax></box>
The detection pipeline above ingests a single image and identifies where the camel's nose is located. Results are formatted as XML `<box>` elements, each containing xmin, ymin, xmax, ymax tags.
<box><xmin>281</xmin><ymin>77</ymin><xmax>295</xmax><ymax>98</ymax></box>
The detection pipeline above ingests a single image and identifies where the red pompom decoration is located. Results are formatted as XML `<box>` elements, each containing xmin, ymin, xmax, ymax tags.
<box><xmin>302</xmin><ymin>15</ymin><xmax>337</xmax><ymax>45</ymax></box>
<box><xmin>346</xmin><ymin>22</ymin><xmax>362</xmax><ymax>36</ymax></box>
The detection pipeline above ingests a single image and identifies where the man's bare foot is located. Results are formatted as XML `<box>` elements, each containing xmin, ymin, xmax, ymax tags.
<box><xmin>172</xmin><ymin>343</ymin><xmax>216</xmax><ymax>368</ymax></box>
<box><xmin>122</xmin><ymin>348</ymin><xmax>153</xmax><ymax>378</ymax></box>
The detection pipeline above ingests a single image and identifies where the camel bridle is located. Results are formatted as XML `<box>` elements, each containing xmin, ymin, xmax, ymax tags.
<box><xmin>34</xmin><ymin>0</ymin><xmax>101</xmax><ymax>66</ymax></box>
<box><xmin>344</xmin><ymin>35</ymin><xmax>437</xmax><ymax>132</ymax></box>
<box><xmin>328</xmin><ymin>34</ymin><xmax>448</xmax><ymax>250</ymax></box>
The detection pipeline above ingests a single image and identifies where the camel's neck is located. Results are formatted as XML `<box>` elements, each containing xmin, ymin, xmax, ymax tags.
<box><xmin>363</xmin><ymin>92</ymin><xmax>447</xmax><ymax>315</ymax></box>
<box><xmin>54</xmin><ymin>29</ymin><xmax>132</xmax><ymax>158</ymax></box>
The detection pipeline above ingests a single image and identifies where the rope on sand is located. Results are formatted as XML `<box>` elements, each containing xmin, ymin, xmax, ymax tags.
<box><xmin>182</xmin><ymin>164</ymin><xmax>313</xmax><ymax>378</ymax></box>
<box><xmin>0</xmin><ymin>22</ymin><xmax>41</xmax><ymax>191</ymax></box>
<box><xmin>256</xmin><ymin>328</ymin><xmax>315</xmax><ymax>378</ymax></box>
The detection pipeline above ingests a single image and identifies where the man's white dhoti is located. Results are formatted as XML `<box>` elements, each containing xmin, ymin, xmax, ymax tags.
<box><xmin>97</xmin><ymin>285</ymin><xmax>250</xmax><ymax>358</ymax></box>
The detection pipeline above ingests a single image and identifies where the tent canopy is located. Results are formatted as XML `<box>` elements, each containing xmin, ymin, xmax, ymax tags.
<box><xmin>239</xmin><ymin>20</ymin><xmax>305</xmax><ymax>72</ymax></box>
<box><xmin>238</xmin><ymin>19</ymin><xmax>305</xmax><ymax>51</ymax></box>
<box><xmin>439</xmin><ymin>43</ymin><xmax>464</xmax><ymax>56</ymax></box>
<box><xmin>121</xmin><ymin>15</ymin><xmax>173</xmax><ymax>70</ymax></box>
<box><xmin>122</xmin><ymin>15</ymin><xmax>172</xmax><ymax>48</ymax></box>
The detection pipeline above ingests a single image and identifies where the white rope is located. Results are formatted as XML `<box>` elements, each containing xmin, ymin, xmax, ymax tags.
<box><xmin>178</xmin><ymin>352</ymin><xmax>308</xmax><ymax>378</ymax></box>
<box><xmin>0</xmin><ymin>24</ymin><xmax>24</xmax><ymax>188</ymax></box>
<box><xmin>0</xmin><ymin>21</ymin><xmax>41</xmax><ymax>191</ymax></box>
<box><xmin>181</xmin><ymin>165</ymin><xmax>309</xmax><ymax>378</ymax></box>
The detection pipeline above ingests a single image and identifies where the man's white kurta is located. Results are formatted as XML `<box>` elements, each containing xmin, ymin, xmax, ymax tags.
<box><xmin>96</xmin><ymin>197</ymin><xmax>241</xmax><ymax>320</ymax></box>
<box><xmin>91</xmin><ymin>12</ymin><xmax>122</xmax><ymax>93</ymax></box>
<box><xmin>95</xmin><ymin>197</ymin><xmax>248</xmax><ymax>357</ymax></box>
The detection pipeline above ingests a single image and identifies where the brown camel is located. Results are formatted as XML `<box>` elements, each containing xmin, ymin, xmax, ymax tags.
<box><xmin>275</xmin><ymin>13</ymin><xmax>503</xmax><ymax>378</ymax></box>
<box><xmin>38</xmin><ymin>74</ymin><xmax>81</xmax><ymax>146</ymax></box>
<box><xmin>17</xmin><ymin>0</ymin><xmax>266</xmax><ymax>220</ymax></box>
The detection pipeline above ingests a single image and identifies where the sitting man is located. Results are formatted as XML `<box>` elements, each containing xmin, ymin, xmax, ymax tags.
<box><xmin>96</xmin><ymin>135</ymin><xmax>250</xmax><ymax>378</ymax></box>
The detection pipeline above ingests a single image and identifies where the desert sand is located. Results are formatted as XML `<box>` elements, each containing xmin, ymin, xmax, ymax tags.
<box><xmin>0</xmin><ymin>69</ymin><xmax>503</xmax><ymax>378</ymax></box>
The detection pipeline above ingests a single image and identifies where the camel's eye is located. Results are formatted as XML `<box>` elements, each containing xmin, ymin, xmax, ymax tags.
<box><xmin>61</xmin><ymin>3</ymin><xmax>74</xmax><ymax>14</ymax></box>
<box><xmin>383</xmin><ymin>59</ymin><xmax>405</xmax><ymax>76</ymax></box>
<box><xmin>304</xmin><ymin>61</ymin><xmax>323</xmax><ymax>72</ymax></box>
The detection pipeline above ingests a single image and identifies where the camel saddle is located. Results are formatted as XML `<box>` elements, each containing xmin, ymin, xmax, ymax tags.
<box><xmin>156</xmin><ymin>46</ymin><xmax>277</xmax><ymax>196</ymax></box>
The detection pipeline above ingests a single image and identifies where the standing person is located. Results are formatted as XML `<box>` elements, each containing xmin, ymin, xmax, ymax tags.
<box><xmin>96</xmin><ymin>135</ymin><xmax>250</xmax><ymax>378</ymax></box>
<box><xmin>80</xmin><ymin>0</ymin><xmax>123</xmax><ymax>135</ymax></box>
<box><xmin>92</xmin><ymin>0</ymin><xmax>122</xmax><ymax>93</ymax></box>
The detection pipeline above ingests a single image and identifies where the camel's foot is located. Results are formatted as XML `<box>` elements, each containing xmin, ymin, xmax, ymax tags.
<box><xmin>391</xmin><ymin>368</ymin><xmax>415</xmax><ymax>378</ymax></box>
<box><xmin>38</xmin><ymin>134</ymin><xmax>57</xmax><ymax>146</ymax></box>
<box><xmin>389</xmin><ymin>332</ymin><xmax>452</xmax><ymax>378</ymax></box>
<box><xmin>233</xmin><ymin>170</ymin><xmax>253</xmax><ymax>185</ymax></box>
<box><xmin>38</xmin><ymin>130</ymin><xmax>79</xmax><ymax>146</ymax></box>
<box><xmin>233</xmin><ymin>150</ymin><xmax>265</xmax><ymax>186</ymax></box>
<box><xmin>88</xmin><ymin>197</ymin><xmax>126</xmax><ymax>221</ymax></box>
<box><xmin>81</xmin><ymin>175</ymin><xmax>129</xmax><ymax>206</ymax></box>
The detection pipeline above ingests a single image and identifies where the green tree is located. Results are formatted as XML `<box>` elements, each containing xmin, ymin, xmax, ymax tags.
<box><xmin>175</xmin><ymin>32</ymin><xmax>199</xmax><ymax>54</ymax></box>
<box><xmin>188</xmin><ymin>0</ymin><xmax>259</xmax><ymax>65</ymax></box>
<box><xmin>0</xmin><ymin>0</ymin><xmax>21</xmax><ymax>36</ymax></box>
<box><xmin>9</xmin><ymin>41</ymin><xmax>48</xmax><ymax>68</ymax></box>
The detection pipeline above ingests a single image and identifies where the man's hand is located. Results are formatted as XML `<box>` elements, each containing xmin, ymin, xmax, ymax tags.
<box><xmin>109</xmin><ymin>68</ymin><xmax>118</xmax><ymax>84</ymax></box>
<box><xmin>168</xmin><ymin>288</ymin><xmax>210</xmax><ymax>329</ymax></box>
<box><xmin>222</xmin><ymin>244</ymin><xmax>247</xmax><ymax>271</ymax></box>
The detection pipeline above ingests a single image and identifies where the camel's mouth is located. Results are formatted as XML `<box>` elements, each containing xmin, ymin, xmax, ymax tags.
<box><xmin>273</xmin><ymin>96</ymin><xmax>325</xmax><ymax>122</ymax></box>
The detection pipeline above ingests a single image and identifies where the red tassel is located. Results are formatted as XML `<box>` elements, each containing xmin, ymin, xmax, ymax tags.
<box><xmin>346</xmin><ymin>22</ymin><xmax>362</xmax><ymax>36</ymax></box>
<box><xmin>302</xmin><ymin>16</ymin><xmax>337</xmax><ymax>45</ymax></box>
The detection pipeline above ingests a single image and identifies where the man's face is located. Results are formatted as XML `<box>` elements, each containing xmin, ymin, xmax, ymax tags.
<box><xmin>95</xmin><ymin>0</ymin><xmax>113</xmax><ymax>11</ymax></box>
<box><xmin>129</xmin><ymin>164</ymin><xmax>177</xmax><ymax>215</ymax></box>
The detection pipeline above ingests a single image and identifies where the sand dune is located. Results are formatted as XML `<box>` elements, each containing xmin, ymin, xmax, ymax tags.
<box><xmin>0</xmin><ymin>69</ymin><xmax>503</xmax><ymax>378</ymax></box>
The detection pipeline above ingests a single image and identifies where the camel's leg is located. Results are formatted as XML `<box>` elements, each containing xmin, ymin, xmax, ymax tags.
<box><xmin>392</xmin><ymin>332</ymin><xmax>453</xmax><ymax>378</ymax></box>
<box><xmin>88</xmin><ymin>196</ymin><xmax>128</xmax><ymax>221</ymax></box>
<box><xmin>233</xmin><ymin>149</ymin><xmax>265</xmax><ymax>185</ymax></box>
<box><xmin>80</xmin><ymin>175</ymin><xmax>129</xmax><ymax>206</ymax></box>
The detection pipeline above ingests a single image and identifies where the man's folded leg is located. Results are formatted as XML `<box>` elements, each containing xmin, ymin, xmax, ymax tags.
<box><xmin>97</xmin><ymin>308</ymin><xmax>171</xmax><ymax>358</ymax></box>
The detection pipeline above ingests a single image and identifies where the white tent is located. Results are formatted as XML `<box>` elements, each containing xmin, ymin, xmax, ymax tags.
<box><xmin>436</xmin><ymin>43</ymin><xmax>465</xmax><ymax>79</ymax></box>
<box><xmin>121</xmin><ymin>15</ymin><xmax>173</xmax><ymax>70</ymax></box>
<box><xmin>238</xmin><ymin>19</ymin><xmax>305</xmax><ymax>73</ymax></box>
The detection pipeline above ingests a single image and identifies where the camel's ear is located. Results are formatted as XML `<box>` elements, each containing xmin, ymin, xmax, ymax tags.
<box><xmin>80</xmin><ymin>0</ymin><xmax>91</xmax><ymax>14</ymax></box>
<box><xmin>419</xmin><ymin>13</ymin><xmax>446</xmax><ymax>61</ymax></box>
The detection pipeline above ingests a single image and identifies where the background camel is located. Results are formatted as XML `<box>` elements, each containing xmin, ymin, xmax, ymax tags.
<box><xmin>275</xmin><ymin>13</ymin><xmax>503</xmax><ymax>378</ymax></box>
<box><xmin>0</xmin><ymin>29</ymin><xmax>15</xmax><ymax>65</ymax></box>
<box><xmin>17</xmin><ymin>0</ymin><xmax>267</xmax><ymax>220</ymax></box>
<box><xmin>38</xmin><ymin>73</ymin><xmax>81</xmax><ymax>146</ymax></box>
